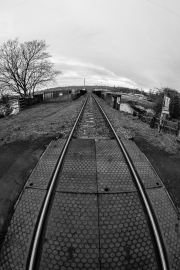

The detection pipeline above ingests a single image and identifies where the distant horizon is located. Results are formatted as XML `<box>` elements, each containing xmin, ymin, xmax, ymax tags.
<box><xmin>40</xmin><ymin>84</ymin><xmax>170</xmax><ymax>93</ymax></box>
<box><xmin>41</xmin><ymin>84</ymin><xmax>149</xmax><ymax>91</ymax></box>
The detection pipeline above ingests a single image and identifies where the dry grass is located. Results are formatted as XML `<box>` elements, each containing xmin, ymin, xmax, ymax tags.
<box><xmin>98</xmin><ymin>98</ymin><xmax>180</xmax><ymax>156</ymax></box>
<box><xmin>0</xmin><ymin>98</ymin><xmax>85</xmax><ymax>146</ymax></box>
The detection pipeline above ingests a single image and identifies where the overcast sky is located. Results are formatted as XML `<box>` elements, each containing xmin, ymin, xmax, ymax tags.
<box><xmin>0</xmin><ymin>0</ymin><xmax>180</xmax><ymax>91</ymax></box>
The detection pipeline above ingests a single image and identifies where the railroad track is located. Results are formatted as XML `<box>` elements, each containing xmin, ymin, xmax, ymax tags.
<box><xmin>0</xmin><ymin>93</ymin><xmax>179</xmax><ymax>269</ymax></box>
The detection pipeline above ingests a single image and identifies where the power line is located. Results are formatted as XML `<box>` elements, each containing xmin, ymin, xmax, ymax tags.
<box><xmin>0</xmin><ymin>0</ymin><xmax>28</xmax><ymax>15</ymax></box>
<box><xmin>145</xmin><ymin>0</ymin><xmax>180</xmax><ymax>18</ymax></box>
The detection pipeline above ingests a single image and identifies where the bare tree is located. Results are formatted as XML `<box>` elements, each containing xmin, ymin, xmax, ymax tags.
<box><xmin>0</xmin><ymin>38</ymin><xmax>62</xmax><ymax>97</ymax></box>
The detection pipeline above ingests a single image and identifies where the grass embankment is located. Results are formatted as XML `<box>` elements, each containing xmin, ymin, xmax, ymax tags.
<box><xmin>0</xmin><ymin>98</ymin><xmax>85</xmax><ymax>247</ymax></box>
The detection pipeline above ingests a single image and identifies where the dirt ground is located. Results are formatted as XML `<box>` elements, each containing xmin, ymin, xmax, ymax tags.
<box><xmin>0</xmin><ymin>138</ymin><xmax>54</xmax><ymax>244</ymax></box>
<box><xmin>0</xmin><ymin>97</ymin><xmax>84</xmax><ymax>245</ymax></box>
<box><xmin>0</xmin><ymin>95</ymin><xmax>180</xmax><ymax>247</ymax></box>
<box><xmin>135</xmin><ymin>136</ymin><xmax>180</xmax><ymax>209</ymax></box>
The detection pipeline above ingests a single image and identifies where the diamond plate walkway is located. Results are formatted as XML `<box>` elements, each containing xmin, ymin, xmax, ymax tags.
<box><xmin>0</xmin><ymin>138</ymin><xmax>180</xmax><ymax>269</ymax></box>
<box><xmin>38</xmin><ymin>139</ymin><xmax>158</xmax><ymax>269</ymax></box>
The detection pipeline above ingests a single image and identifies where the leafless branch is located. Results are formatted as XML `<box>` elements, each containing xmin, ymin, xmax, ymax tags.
<box><xmin>0</xmin><ymin>38</ymin><xmax>62</xmax><ymax>97</ymax></box>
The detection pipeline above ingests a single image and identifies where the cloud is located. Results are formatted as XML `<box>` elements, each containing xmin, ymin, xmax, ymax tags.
<box><xmin>1</xmin><ymin>0</ymin><xmax>180</xmax><ymax>92</ymax></box>
<box><xmin>53</xmin><ymin>58</ymin><xmax>138</xmax><ymax>87</ymax></box>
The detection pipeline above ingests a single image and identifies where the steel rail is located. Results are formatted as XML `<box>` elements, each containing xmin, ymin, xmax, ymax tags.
<box><xmin>93</xmin><ymin>94</ymin><xmax>169</xmax><ymax>270</ymax></box>
<box><xmin>27</xmin><ymin>95</ymin><xmax>88</xmax><ymax>270</ymax></box>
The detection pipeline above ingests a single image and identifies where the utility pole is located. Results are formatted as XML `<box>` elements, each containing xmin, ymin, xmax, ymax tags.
<box><xmin>84</xmin><ymin>78</ymin><xmax>85</xmax><ymax>90</ymax></box>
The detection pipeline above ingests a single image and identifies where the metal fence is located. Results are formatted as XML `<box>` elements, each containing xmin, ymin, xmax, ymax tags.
<box><xmin>139</xmin><ymin>115</ymin><xmax>179</xmax><ymax>135</ymax></box>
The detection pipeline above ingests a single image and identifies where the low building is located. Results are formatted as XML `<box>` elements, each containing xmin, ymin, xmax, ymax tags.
<box><xmin>34</xmin><ymin>87</ymin><xmax>72</xmax><ymax>102</ymax></box>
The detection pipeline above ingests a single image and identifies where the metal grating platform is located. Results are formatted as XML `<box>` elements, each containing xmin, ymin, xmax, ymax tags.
<box><xmin>134</xmin><ymin>161</ymin><xmax>162</xmax><ymax>188</ymax></box>
<box><xmin>95</xmin><ymin>139</ymin><xmax>126</xmax><ymax>157</ymax></box>
<box><xmin>99</xmin><ymin>193</ymin><xmax>158</xmax><ymax>270</ymax></box>
<box><xmin>57</xmin><ymin>172</ymin><xmax>97</xmax><ymax>193</ymax></box>
<box><xmin>147</xmin><ymin>188</ymin><xmax>180</xmax><ymax>270</ymax></box>
<box><xmin>26</xmin><ymin>139</ymin><xmax>66</xmax><ymax>189</ymax></box>
<box><xmin>39</xmin><ymin>191</ymin><xmax>159</xmax><ymax>270</ymax></box>
<box><xmin>57</xmin><ymin>139</ymin><xmax>97</xmax><ymax>193</ymax></box>
<box><xmin>0</xmin><ymin>189</ymin><xmax>46</xmax><ymax>270</ymax></box>
<box><xmin>1</xmin><ymin>133</ymin><xmax>179</xmax><ymax>270</ymax></box>
<box><xmin>96</xmin><ymin>140</ymin><xmax>136</xmax><ymax>192</ymax></box>
<box><xmin>121</xmin><ymin>139</ymin><xmax>145</xmax><ymax>159</ymax></box>
<box><xmin>65</xmin><ymin>139</ymin><xmax>95</xmax><ymax>157</ymax></box>
<box><xmin>39</xmin><ymin>193</ymin><xmax>99</xmax><ymax>270</ymax></box>
<box><xmin>120</xmin><ymin>139</ymin><xmax>162</xmax><ymax>188</ymax></box>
